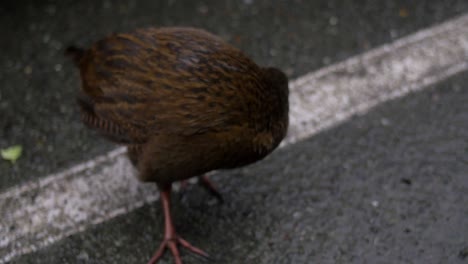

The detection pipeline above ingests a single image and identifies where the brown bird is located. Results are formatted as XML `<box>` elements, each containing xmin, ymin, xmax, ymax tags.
<box><xmin>66</xmin><ymin>27</ymin><xmax>289</xmax><ymax>264</ymax></box>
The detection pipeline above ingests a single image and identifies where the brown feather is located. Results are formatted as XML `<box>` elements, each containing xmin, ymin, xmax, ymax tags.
<box><xmin>67</xmin><ymin>27</ymin><xmax>289</xmax><ymax>185</ymax></box>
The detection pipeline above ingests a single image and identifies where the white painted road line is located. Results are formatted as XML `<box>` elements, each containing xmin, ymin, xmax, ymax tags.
<box><xmin>2</xmin><ymin>13</ymin><xmax>468</xmax><ymax>263</ymax></box>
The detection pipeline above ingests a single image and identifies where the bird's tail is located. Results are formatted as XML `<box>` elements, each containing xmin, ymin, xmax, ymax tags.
<box><xmin>65</xmin><ymin>46</ymin><xmax>85</xmax><ymax>66</ymax></box>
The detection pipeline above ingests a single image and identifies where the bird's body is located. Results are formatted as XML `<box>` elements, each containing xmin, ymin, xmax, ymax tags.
<box><xmin>67</xmin><ymin>27</ymin><xmax>289</xmax><ymax>263</ymax></box>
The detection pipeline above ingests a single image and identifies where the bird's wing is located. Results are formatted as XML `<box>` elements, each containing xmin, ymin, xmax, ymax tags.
<box><xmin>74</xmin><ymin>28</ymin><xmax>264</xmax><ymax>143</ymax></box>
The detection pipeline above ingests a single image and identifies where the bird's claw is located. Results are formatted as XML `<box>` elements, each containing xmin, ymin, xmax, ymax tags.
<box><xmin>147</xmin><ymin>236</ymin><xmax>209</xmax><ymax>264</ymax></box>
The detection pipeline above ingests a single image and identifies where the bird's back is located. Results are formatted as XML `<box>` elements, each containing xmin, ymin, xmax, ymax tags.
<box><xmin>70</xmin><ymin>27</ymin><xmax>267</xmax><ymax>144</ymax></box>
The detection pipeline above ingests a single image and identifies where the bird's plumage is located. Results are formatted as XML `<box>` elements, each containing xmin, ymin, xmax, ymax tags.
<box><xmin>68</xmin><ymin>27</ymin><xmax>289</xmax><ymax>185</ymax></box>
<box><xmin>67</xmin><ymin>26</ymin><xmax>289</xmax><ymax>264</ymax></box>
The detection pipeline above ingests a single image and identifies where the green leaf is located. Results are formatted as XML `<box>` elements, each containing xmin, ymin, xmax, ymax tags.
<box><xmin>1</xmin><ymin>145</ymin><xmax>23</xmax><ymax>163</ymax></box>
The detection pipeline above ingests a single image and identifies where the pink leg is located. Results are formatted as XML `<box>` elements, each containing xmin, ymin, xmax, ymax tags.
<box><xmin>198</xmin><ymin>175</ymin><xmax>223</xmax><ymax>202</ymax></box>
<box><xmin>147</xmin><ymin>186</ymin><xmax>209</xmax><ymax>264</ymax></box>
<box><xmin>178</xmin><ymin>176</ymin><xmax>223</xmax><ymax>202</ymax></box>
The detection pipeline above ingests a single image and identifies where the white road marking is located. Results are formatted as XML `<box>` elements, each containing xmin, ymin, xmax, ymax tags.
<box><xmin>2</xmin><ymin>13</ymin><xmax>468</xmax><ymax>263</ymax></box>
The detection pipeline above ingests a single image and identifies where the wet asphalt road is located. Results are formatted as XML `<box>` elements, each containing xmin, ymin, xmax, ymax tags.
<box><xmin>1</xmin><ymin>0</ymin><xmax>468</xmax><ymax>263</ymax></box>
<box><xmin>11</xmin><ymin>69</ymin><xmax>468</xmax><ymax>264</ymax></box>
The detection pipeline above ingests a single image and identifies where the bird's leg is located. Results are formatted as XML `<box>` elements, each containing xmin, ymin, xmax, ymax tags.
<box><xmin>179</xmin><ymin>179</ymin><xmax>189</xmax><ymax>191</ymax></box>
<box><xmin>178</xmin><ymin>175</ymin><xmax>223</xmax><ymax>203</ymax></box>
<box><xmin>198</xmin><ymin>175</ymin><xmax>224</xmax><ymax>203</ymax></box>
<box><xmin>148</xmin><ymin>185</ymin><xmax>209</xmax><ymax>264</ymax></box>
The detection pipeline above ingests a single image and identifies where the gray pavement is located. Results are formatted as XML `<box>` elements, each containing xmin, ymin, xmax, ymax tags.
<box><xmin>10</xmin><ymin>70</ymin><xmax>468</xmax><ymax>264</ymax></box>
<box><xmin>1</xmin><ymin>0</ymin><xmax>468</xmax><ymax>263</ymax></box>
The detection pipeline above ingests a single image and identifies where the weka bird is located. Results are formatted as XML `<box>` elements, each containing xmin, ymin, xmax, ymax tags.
<box><xmin>66</xmin><ymin>27</ymin><xmax>289</xmax><ymax>264</ymax></box>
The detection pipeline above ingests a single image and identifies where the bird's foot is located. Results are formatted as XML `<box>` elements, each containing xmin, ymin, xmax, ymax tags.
<box><xmin>147</xmin><ymin>236</ymin><xmax>209</xmax><ymax>264</ymax></box>
<box><xmin>150</xmin><ymin>187</ymin><xmax>211</xmax><ymax>264</ymax></box>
